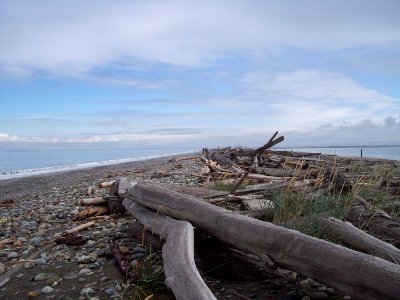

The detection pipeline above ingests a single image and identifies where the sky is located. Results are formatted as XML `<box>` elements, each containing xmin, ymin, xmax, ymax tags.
<box><xmin>0</xmin><ymin>0</ymin><xmax>399</xmax><ymax>150</ymax></box>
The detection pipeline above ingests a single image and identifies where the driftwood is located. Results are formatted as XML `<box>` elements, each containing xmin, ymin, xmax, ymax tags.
<box><xmin>110</xmin><ymin>239</ymin><xmax>137</xmax><ymax>282</ymax></box>
<box><xmin>125</xmin><ymin>182</ymin><xmax>400</xmax><ymax>300</ymax></box>
<box><xmin>249</xmin><ymin>131</ymin><xmax>284</xmax><ymax>157</ymax></box>
<box><xmin>65</xmin><ymin>221</ymin><xmax>95</xmax><ymax>234</ymax></box>
<box><xmin>127</xmin><ymin>222</ymin><xmax>163</xmax><ymax>250</ymax></box>
<box><xmin>78</xmin><ymin>206</ymin><xmax>109</xmax><ymax>219</ymax></box>
<box><xmin>122</xmin><ymin>200</ymin><xmax>215</xmax><ymax>300</ymax></box>
<box><xmin>98</xmin><ymin>181</ymin><xmax>115</xmax><ymax>188</ymax></box>
<box><xmin>317</xmin><ymin>217</ymin><xmax>400</xmax><ymax>264</ymax></box>
<box><xmin>79</xmin><ymin>197</ymin><xmax>107</xmax><ymax>206</ymax></box>
<box><xmin>347</xmin><ymin>196</ymin><xmax>400</xmax><ymax>247</ymax></box>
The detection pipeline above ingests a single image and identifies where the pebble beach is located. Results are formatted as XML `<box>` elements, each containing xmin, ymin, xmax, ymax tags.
<box><xmin>0</xmin><ymin>153</ymin><xmax>357</xmax><ymax>299</ymax></box>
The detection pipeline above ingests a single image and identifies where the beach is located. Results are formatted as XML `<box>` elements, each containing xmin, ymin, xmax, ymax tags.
<box><xmin>0</xmin><ymin>150</ymin><xmax>398</xmax><ymax>299</ymax></box>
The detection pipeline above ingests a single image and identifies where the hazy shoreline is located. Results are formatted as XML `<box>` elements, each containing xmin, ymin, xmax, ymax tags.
<box><xmin>0</xmin><ymin>154</ymin><xmax>188</xmax><ymax>201</ymax></box>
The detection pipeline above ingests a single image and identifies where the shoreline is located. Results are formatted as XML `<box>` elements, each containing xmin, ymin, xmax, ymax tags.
<box><xmin>0</xmin><ymin>153</ymin><xmax>195</xmax><ymax>201</ymax></box>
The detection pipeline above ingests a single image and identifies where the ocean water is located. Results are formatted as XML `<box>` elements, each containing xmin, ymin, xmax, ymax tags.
<box><xmin>0</xmin><ymin>147</ymin><xmax>197</xmax><ymax>180</ymax></box>
<box><xmin>281</xmin><ymin>146</ymin><xmax>400</xmax><ymax>161</ymax></box>
<box><xmin>1</xmin><ymin>145</ymin><xmax>399</xmax><ymax>181</ymax></box>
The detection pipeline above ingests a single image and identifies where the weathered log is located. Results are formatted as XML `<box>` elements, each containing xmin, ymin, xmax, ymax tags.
<box><xmin>122</xmin><ymin>200</ymin><xmax>215</xmax><ymax>300</ymax></box>
<box><xmin>127</xmin><ymin>223</ymin><xmax>163</xmax><ymax>250</ymax></box>
<box><xmin>237</xmin><ymin>208</ymin><xmax>274</xmax><ymax>221</ymax></box>
<box><xmin>110</xmin><ymin>239</ymin><xmax>137</xmax><ymax>282</ymax></box>
<box><xmin>65</xmin><ymin>221</ymin><xmax>95</xmax><ymax>234</ymax></box>
<box><xmin>169</xmin><ymin>155</ymin><xmax>201</xmax><ymax>162</ymax></box>
<box><xmin>229</xmin><ymin>172</ymin><xmax>248</xmax><ymax>195</ymax></box>
<box><xmin>317</xmin><ymin>217</ymin><xmax>400</xmax><ymax>264</ymax></box>
<box><xmin>98</xmin><ymin>181</ymin><xmax>115</xmax><ymax>188</ymax></box>
<box><xmin>126</xmin><ymin>182</ymin><xmax>400</xmax><ymax>300</ymax></box>
<box><xmin>250</xmin><ymin>131</ymin><xmax>284</xmax><ymax>157</ymax></box>
<box><xmin>79</xmin><ymin>197</ymin><xmax>107</xmax><ymax>206</ymax></box>
<box><xmin>78</xmin><ymin>206</ymin><xmax>109</xmax><ymax>219</ymax></box>
<box><xmin>347</xmin><ymin>196</ymin><xmax>400</xmax><ymax>247</ymax></box>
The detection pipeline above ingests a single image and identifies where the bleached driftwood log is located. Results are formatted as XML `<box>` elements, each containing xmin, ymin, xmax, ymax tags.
<box><xmin>79</xmin><ymin>197</ymin><xmax>107</xmax><ymax>206</ymax></box>
<box><xmin>317</xmin><ymin>216</ymin><xmax>400</xmax><ymax>264</ymax></box>
<box><xmin>125</xmin><ymin>182</ymin><xmax>400</xmax><ymax>300</ymax></box>
<box><xmin>122</xmin><ymin>199</ymin><xmax>215</xmax><ymax>300</ymax></box>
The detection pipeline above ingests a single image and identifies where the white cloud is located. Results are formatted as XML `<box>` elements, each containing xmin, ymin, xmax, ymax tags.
<box><xmin>1</xmin><ymin>0</ymin><xmax>399</xmax><ymax>76</ymax></box>
<box><xmin>0</xmin><ymin>133</ymin><xmax>19</xmax><ymax>141</ymax></box>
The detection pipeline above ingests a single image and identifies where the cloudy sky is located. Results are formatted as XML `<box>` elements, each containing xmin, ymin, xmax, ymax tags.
<box><xmin>0</xmin><ymin>0</ymin><xmax>399</xmax><ymax>149</ymax></box>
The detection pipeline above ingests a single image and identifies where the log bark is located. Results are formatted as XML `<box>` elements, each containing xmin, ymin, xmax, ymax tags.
<box><xmin>249</xmin><ymin>132</ymin><xmax>284</xmax><ymax>157</ymax></box>
<box><xmin>347</xmin><ymin>196</ymin><xmax>400</xmax><ymax>247</ymax></box>
<box><xmin>79</xmin><ymin>197</ymin><xmax>107</xmax><ymax>206</ymax></box>
<box><xmin>126</xmin><ymin>182</ymin><xmax>400</xmax><ymax>300</ymax></box>
<box><xmin>317</xmin><ymin>217</ymin><xmax>400</xmax><ymax>264</ymax></box>
<box><xmin>122</xmin><ymin>200</ymin><xmax>215</xmax><ymax>300</ymax></box>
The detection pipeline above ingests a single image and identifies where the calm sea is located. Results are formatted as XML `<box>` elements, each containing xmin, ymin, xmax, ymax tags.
<box><xmin>0</xmin><ymin>146</ymin><xmax>398</xmax><ymax>181</ymax></box>
<box><xmin>281</xmin><ymin>146</ymin><xmax>400</xmax><ymax>161</ymax></box>
<box><xmin>0</xmin><ymin>147</ymin><xmax>197</xmax><ymax>180</ymax></box>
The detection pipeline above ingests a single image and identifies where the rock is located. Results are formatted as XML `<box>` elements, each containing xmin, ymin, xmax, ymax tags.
<box><xmin>27</xmin><ymin>290</ymin><xmax>40</xmax><ymax>299</ymax></box>
<box><xmin>343</xmin><ymin>296</ymin><xmax>351</xmax><ymax>300</ymax></box>
<box><xmin>302</xmin><ymin>297</ymin><xmax>311</xmax><ymax>300</ymax></box>
<box><xmin>41</xmin><ymin>286</ymin><xmax>54</xmax><ymax>294</ymax></box>
<box><xmin>33</xmin><ymin>272</ymin><xmax>54</xmax><ymax>281</ymax></box>
<box><xmin>119</xmin><ymin>245</ymin><xmax>129</xmax><ymax>255</ymax></box>
<box><xmin>100</xmin><ymin>275</ymin><xmax>110</xmax><ymax>282</ymax></box>
<box><xmin>326</xmin><ymin>288</ymin><xmax>335</xmax><ymax>294</ymax></box>
<box><xmin>35</xmin><ymin>258</ymin><xmax>46</xmax><ymax>265</ymax></box>
<box><xmin>130</xmin><ymin>260</ymin><xmax>138</xmax><ymax>268</ymax></box>
<box><xmin>16</xmin><ymin>273</ymin><xmax>24</xmax><ymax>279</ymax></box>
<box><xmin>0</xmin><ymin>262</ymin><xmax>6</xmax><ymax>274</ymax></box>
<box><xmin>287</xmin><ymin>272</ymin><xmax>297</xmax><ymax>283</ymax></box>
<box><xmin>78</xmin><ymin>255</ymin><xmax>96</xmax><ymax>264</ymax></box>
<box><xmin>132</xmin><ymin>246</ymin><xmax>146</xmax><ymax>254</ymax></box>
<box><xmin>300</xmin><ymin>279</ymin><xmax>310</xmax><ymax>286</ymax></box>
<box><xmin>78</xmin><ymin>268</ymin><xmax>92</xmax><ymax>275</ymax></box>
<box><xmin>7</xmin><ymin>251</ymin><xmax>18</xmax><ymax>259</ymax></box>
<box><xmin>24</xmin><ymin>261</ymin><xmax>36</xmax><ymax>269</ymax></box>
<box><xmin>132</xmin><ymin>252</ymin><xmax>145</xmax><ymax>260</ymax></box>
<box><xmin>81</xmin><ymin>287</ymin><xmax>95</xmax><ymax>296</ymax></box>
<box><xmin>46</xmin><ymin>275</ymin><xmax>61</xmax><ymax>285</ymax></box>
<box><xmin>104</xmin><ymin>287</ymin><xmax>114</xmax><ymax>295</ymax></box>
<box><xmin>306</xmin><ymin>291</ymin><xmax>328</xmax><ymax>299</ymax></box>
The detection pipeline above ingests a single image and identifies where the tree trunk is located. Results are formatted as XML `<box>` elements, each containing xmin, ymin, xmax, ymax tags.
<box><xmin>122</xmin><ymin>200</ymin><xmax>216</xmax><ymax>300</ymax></box>
<box><xmin>125</xmin><ymin>182</ymin><xmax>400</xmax><ymax>300</ymax></box>
<box><xmin>317</xmin><ymin>216</ymin><xmax>400</xmax><ymax>264</ymax></box>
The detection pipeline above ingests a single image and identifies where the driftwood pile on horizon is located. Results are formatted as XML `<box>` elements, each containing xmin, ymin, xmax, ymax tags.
<box><xmin>77</xmin><ymin>132</ymin><xmax>400</xmax><ymax>300</ymax></box>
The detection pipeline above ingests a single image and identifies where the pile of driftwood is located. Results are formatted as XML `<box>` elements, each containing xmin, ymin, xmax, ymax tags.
<box><xmin>82</xmin><ymin>132</ymin><xmax>399</xmax><ymax>299</ymax></box>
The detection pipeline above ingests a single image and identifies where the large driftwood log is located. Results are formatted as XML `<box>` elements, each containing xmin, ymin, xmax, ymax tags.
<box><xmin>122</xmin><ymin>200</ymin><xmax>215</xmax><ymax>300</ymax></box>
<box><xmin>125</xmin><ymin>182</ymin><xmax>400</xmax><ymax>300</ymax></box>
<box><xmin>347</xmin><ymin>196</ymin><xmax>400</xmax><ymax>247</ymax></box>
<box><xmin>317</xmin><ymin>217</ymin><xmax>400</xmax><ymax>264</ymax></box>
<box><xmin>250</xmin><ymin>131</ymin><xmax>284</xmax><ymax>157</ymax></box>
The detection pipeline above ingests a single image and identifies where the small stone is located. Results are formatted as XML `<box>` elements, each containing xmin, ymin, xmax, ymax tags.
<box><xmin>33</xmin><ymin>272</ymin><xmax>53</xmax><ymax>281</ymax></box>
<box><xmin>306</xmin><ymin>291</ymin><xmax>328</xmax><ymax>299</ymax></box>
<box><xmin>64</xmin><ymin>272</ymin><xmax>79</xmax><ymax>280</ymax></box>
<box><xmin>79</xmin><ymin>268</ymin><xmax>92</xmax><ymax>275</ymax></box>
<box><xmin>24</xmin><ymin>261</ymin><xmax>36</xmax><ymax>269</ymax></box>
<box><xmin>287</xmin><ymin>272</ymin><xmax>297</xmax><ymax>282</ymax></box>
<box><xmin>100</xmin><ymin>276</ymin><xmax>109</xmax><ymax>282</ymax></box>
<box><xmin>27</xmin><ymin>290</ymin><xmax>40</xmax><ymax>298</ymax></box>
<box><xmin>7</xmin><ymin>251</ymin><xmax>18</xmax><ymax>259</ymax></box>
<box><xmin>16</xmin><ymin>273</ymin><xmax>24</xmax><ymax>279</ymax></box>
<box><xmin>130</xmin><ymin>260</ymin><xmax>138</xmax><ymax>267</ymax></box>
<box><xmin>300</xmin><ymin>279</ymin><xmax>310</xmax><ymax>286</ymax></box>
<box><xmin>326</xmin><ymin>288</ymin><xmax>335</xmax><ymax>294</ymax></box>
<box><xmin>0</xmin><ymin>262</ymin><xmax>6</xmax><ymax>274</ymax></box>
<box><xmin>95</xmin><ymin>249</ymin><xmax>105</xmax><ymax>257</ymax></box>
<box><xmin>302</xmin><ymin>297</ymin><xmax>311</xmax><ymax>300</ymax></box>
<box><xmin>133</xmin><ymin>246</ymin><xmax>146</xmax><ymax>254</ymax></box>
<box><xmin>132</xmin><ymin>252</ymin><xmax>145</xmax><ymax>260</ymax></box>
<box><xmin>46</xmin><ymin>275</ymin><xmax>61</xmax><ymax>285</ymax></box>
<box><xmin>41</xmin><ymin>286</ymin><xmax>54</xmax><ymax>294</ymax></box>
<box><xmin>78</xmin><ymin>278</ymin><xmax>86</xmax><ymax>283</ymax></box>
<box><xmin>104</xmin><ymin>287</ymin><xmax>114</xmax><ymax>295</ymax></box>
<box><xmin>343</xmin><ymin>296</ymin><xmax>351</xmax><ymax>300</ymax></box>
<box><xmin>119</xmin><ymin>245</ymin><xmax>129</xmax><ymax>255</ymax></box>
<box><xmin>78</xmin><ymin>255</ymin><xmax>96</xmax><ymax>264</ymax></box>
<box><xmin>81</xmin><ymin>287</ymin><xmax>95</xmax><ymax>296</ymax></box>
<box><xmin>35</xmin><ymin>258</ymin><xmax>46</xmax><ymax>265</ymax></box>
<box><xmin>317</xmin><ymin>286</ymin><xmax>327</xmax><ymax>292</ymax></box>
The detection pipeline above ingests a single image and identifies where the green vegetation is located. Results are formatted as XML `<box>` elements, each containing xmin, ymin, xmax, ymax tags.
<box><xmin>113</xmin><ymin>249</ymin><xmax>170</xmax><ymax>300</ymax></box>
